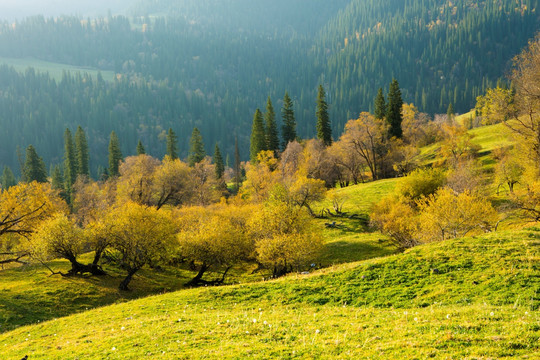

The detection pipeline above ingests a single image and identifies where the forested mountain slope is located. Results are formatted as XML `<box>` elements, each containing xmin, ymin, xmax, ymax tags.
<box><xmin>0</xmin><ymin>0</ymin><xmax>537</xmax><ymax>176</ymax></box>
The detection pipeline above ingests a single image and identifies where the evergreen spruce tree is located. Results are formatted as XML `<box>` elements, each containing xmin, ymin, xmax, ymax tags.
<box><xmin>234</xmin><ymin>136</ymin><xmax>241</xmax><ymax>193</ymax></box>
<box><xmin>386</xmin><ymin>79</ymin><xmax>404</xmax><ymax>138</ymax></box>
<box><xmin>136</xmin><ymin>140</ymin><xmax>146</xmax><ymax>155</ymax></box>
<box><xmin>51</xmin><ymin>164</ymin><xmax>64</xmax><ymax>190</ymax></box>
<box><xmin>188</xmin><ymin>127</ymin><xmax>206</xmax><ymax>166</ymax></box>
<box><xmin>64</xmin><ymin>128</ymin><xmax>77</xmax><ymax>191</ymax></box>
<box><xmin>447</xmin><ymin>103</ymin><xmax>455</xmax><ymax>122</ymax></box>
<box><xmin>213</xmin><ymin>143</ymin><xmax>225</xmax><ymax>180</ymax></box>
<box><xmin>97</xmin><ymin>165</ymin><xmax>109</xmax><ymax>182</ymax></box>
<box><xmin>264</xmin><ymin>96</ymin><xmax>280</xmax><ymax>154</ymax></box>
<box><xmin>250</xmin><ymin>108</ymin><xmax>266</xmax><ymax>162</ymax></box>
<box><xmin>316</xmin><ymin>84</ymin><xmax>332</xmax><ymax>146</ymax></box>
<box><xmin>166</xmin><ymin>128</ymin><xmax>179</xmax><ymax>160</ymax></box>
<box><xmin>281</xmin><ymin>91</ymin><xmax>296</xmax><ymax>150</ymax></box>
<box><xmin>108</xmin><ymin>131</ymin><xmax>123</xmax><ymax>177</ymax></box>
<box><xmin>23</xmin><ymin>145</ymin><xmax>48</xmax><ymax>183</ymax></box>
<box><xmin>374</xmin><ymin>87</ymin><xmax>386</xmax><ymax>120</ymax></box>
<box><xmin>1</xmin><ymin>166</ymin><xmax>16</xmax><ymax>190</ymax></box>
<box><xmin>75</xmin><ymin>126</ymin><xmax>90</xmax><ymax>177</ymax></box>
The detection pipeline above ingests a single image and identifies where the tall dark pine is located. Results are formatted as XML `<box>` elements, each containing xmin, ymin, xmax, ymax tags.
<box><xmin>166</xmin><ymin>128</ymin><xmax>179</xmax><ymax>160</ymax></box>
<box><xmin>250</xmin><ymin>108</ymin><xmax>266</xmax><ymax>162</ymax></box>
<box><xmin>234</xmin><ymin>136</ymin><xmax>241</xmax><ymax>193</ymax></box>
<box><xmin>374</xmin><ymin>88</ymin><xmax>386</xmax><ymax>120</ymax></box>
<box><xmin>213</xmin><ymin>143</ymin><xmax>225</xmax><ymax>180</ymax></box>
<box><xmin>188</xmin><ymin>127</ymin><xmax>206</xmax><ymax>166</ymax></box>
<box><xmin>281</xmin><ymin>92</ymin><xmax>296</xmax><ymax>150</ymax></box>
<box><xmin>264</xmin><ymin>96</ymin><xmax>280</xmax><ymax>154</ymax></box>
<box><xmin>23</xmin><ymin>145</ymin><xmax>48</xmax><ymax>183</ymax></box>
<box><xmin>386</xmin><ymin>79</ymin><xmax>404</xmax><ymax>138</ymax></box>
<box><xmin>1</xmin><ymin>166</ymin><xmax>16</xmax><ymax>190</ymax></box>
<box><xmin>63</xmin><ymin>128</ymin><xmax>77</xmax><ymax>191</ymax></box>
<box><xmin>75</xmin><ymin>126</ymin><xmax>90</xmax><ymax>177</ymax></box>
<box><xmin>447</xmin><ymin>103</ymin><xmax>455</xmax><ymax>122</ymax></box>
<box><xmin>51</xmin><ymin>165</ymin><xmax>64</xmax><ymax>190</ymax></box>
<box><xmin>136</xmin><ymin>140</ymin><xmax>146</xmax><ymax>155</ymax></box>
<box><xmin>316</xmin><ymin>85</ymin><xmax>332</xmax><ymax>146</ymax></box>
<box><xmin>108</xmin><ymin>131</ymin><xmax>123</xmax><ymax>177</ymax></box>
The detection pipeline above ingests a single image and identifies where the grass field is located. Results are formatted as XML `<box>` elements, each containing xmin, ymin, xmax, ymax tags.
<box><xmin>0</xmin><ymin>56</ymin><xmax>115</xmax><ymax>82</ymax></box>
<box><xmin>0</xmin><ymin>227</ymin><xmax>538</xmax><ymax>359</ymax></box>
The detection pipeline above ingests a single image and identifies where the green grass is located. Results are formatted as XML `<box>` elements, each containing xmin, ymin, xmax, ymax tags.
<box><xmin>313</xmin><ymin>178</ymin><xmax>400</xmax><ymax>265</ymax></box>
<box><xmin>0</xmin><ymin>56</ymin><xmax>115</xmax><ymax>82</ymax></box>
<box><xmin>0</xmin><ymin>227</ymin><xmax>538</xmax><ymax>359</ymax></box>
<box><xmin>417</xmin><ymin>122</ymin><xmax>514</xmax><ymax>169</ymax></box>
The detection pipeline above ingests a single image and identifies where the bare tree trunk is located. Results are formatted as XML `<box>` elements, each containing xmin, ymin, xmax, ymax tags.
<box><xmin>185</xmin><ymin>263</ymin><xmax>210</xmax><ymax>287</ymax></box>
<box><xmin>119</xmin><ymin>268</ymin><xmax>139</xmax><ymax>291</ymax></box>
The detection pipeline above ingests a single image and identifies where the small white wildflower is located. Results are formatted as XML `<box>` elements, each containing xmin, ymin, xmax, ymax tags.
<box><xmin>217</xmin><ymin>322</ymin><xmax>220</xmax><ymax>325</ymax></box>
<box><xmin>246</xmin><ymin>331</ymin><xmax>249</xmax><ymax>334</ymax></box>
<box><xmin>112</xmin><ymin>347</ymin><xmax>116</xmax><ymax>351</ymax></box>
<box><xmin>414</xmin><ymin>317</ymin><xmax>418</xmax><ymax>322</ymax></box>
<box><xmin>446</xmin><ymin>314</ymin><xmax>450</xmax><ymax>319</ymax></box>
<box><xmin>315</xmin><ymin>329</ymin><xmax>320</xmax><ymax>334</ymax></box>
<box><xmin>177</xmin><ymin>319</ymin><xmax>182</xmax><ymax>322</ymax></box>
<box><xmin>490</xmin><ymin>312</ymin><xmax>495</xmax><ymax>317</ymax></box>
<box><xmin>121</xmin><ymin>327</ymin><xmax>126</xmax><ymax>331</ymax></box>
<box><xmin>226</xmin><ymin>320</ymin><xmax>230</xmax><ymax>323</ymax></box>
<box><xmin>404</xmin><ymin>311</ymin><xmax>408</xmax><ymax>315</ymax></box>
<box><xmin>252</xmin><ymin>318</ymin><xmax>257</xmax><ymax>323</ymax></box>
<box><xmin>525</xmin><ymin>311</ymin><xmax>529</xmax><ymax>315</ymax></box>
<box><xmin>263</xmin><ymin>321</ymin><xmax>267</xmax><ymax>325</ymax></box>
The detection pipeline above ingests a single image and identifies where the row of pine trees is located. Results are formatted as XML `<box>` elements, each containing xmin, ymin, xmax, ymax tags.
<box><xmin>2</xmin><ymin>80</ymin><xmax>404</xmax><ymax>194</ymax></box>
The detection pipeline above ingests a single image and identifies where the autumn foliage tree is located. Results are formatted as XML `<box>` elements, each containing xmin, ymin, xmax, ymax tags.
<box><xmin>177</xmin><ymin>204</ymin><xmax>255</xmax><ymax>286</ymax></box>
<box><xmin>0</xmin><ymin>182</ymin><xmax>67</xmax><ymax>265</ymax></box>
<box><xmin>249</xmin><ymin>198</ymin><xmax>323</xmax><ymax>277</ymax></box>
<box><xmin>104</xmin><ymin>202</ymin><xmax>177</xmax><ymax>290</ymax></box>
<box><xmin>30</xmin><ymin>214</ymin><xmax>99</xmax><ymax>276</ymax></box>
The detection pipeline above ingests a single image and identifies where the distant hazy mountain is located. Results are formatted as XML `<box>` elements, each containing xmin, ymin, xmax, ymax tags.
<box><xmin>0</xmin><ymin>0</ymin><xmax>135</xmax><ymax>20</ymax></box>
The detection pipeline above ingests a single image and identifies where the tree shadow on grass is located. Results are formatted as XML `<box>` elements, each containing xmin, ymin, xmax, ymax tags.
<box><xmin>0</xmin><ymin>260</ymin><xmax>191</xmax><ymax>333</ymax></box>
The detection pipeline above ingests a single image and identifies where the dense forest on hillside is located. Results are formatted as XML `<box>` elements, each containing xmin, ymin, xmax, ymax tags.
<box><xmin>0</xmin><ymin>0</ymin><xmax>538</xmax><ymax>175</ymax></box>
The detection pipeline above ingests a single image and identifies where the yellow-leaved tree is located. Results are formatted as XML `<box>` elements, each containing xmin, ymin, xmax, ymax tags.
<box><xmin>249</xmin><ymin>198</ymin><xmax>323</xmax><ymax>277</ymax></box>
<box><xmin>241</xmin><ymin>150</ymin><xmax>280</xmax><ymax>203</ymax></box>
<box><xmin>371</xmin><ymin>196</ymin><xmax>420</xmax><ymax>250</ymax></box>
<box><xmin>103</xmin><ymin>202</ymin><xmax>177</xmax><ymax>290</ymax></box>
<box><xmin>30</xmin><ymin>214</ymin><xmax>100</xmax><ymax>275</ymax></box>
<box><xmin>417</xmin><ymin>188</ymin><xmax>499</xmax><ymax>242</ymax></box>
<box><xmin>0</xmin><ymin>181</ymin><xmax>67</xmax><ymax>266</ymax></box>
<box><xmin>177</xmin><ymin>204</ymin><xmax>255</xmax><ymax>286</ymax></box>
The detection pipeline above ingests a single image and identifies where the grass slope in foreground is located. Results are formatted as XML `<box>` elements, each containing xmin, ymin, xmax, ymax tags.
<box><xmin>0</xmin><ymin>227</ymin><xmax>538</xmax><ymax>359</ymax></box>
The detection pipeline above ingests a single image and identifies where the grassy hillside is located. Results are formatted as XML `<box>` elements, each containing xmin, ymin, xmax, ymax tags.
<box><xmin>0</xmin><ymin>56</ymin><xmax>115</xmax><ymax>81</ymax></box>
<box><xmin>0</xmin><ymin>227</ymin><xmax>538</xmax><ymax>359</ymax></box>
<box><xmin>417</xmin><ymin>121</ymin><xmax>514</xmax><ymax>168</ymax></box>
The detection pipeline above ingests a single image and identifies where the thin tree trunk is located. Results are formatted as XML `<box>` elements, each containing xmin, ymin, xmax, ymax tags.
<box><xmin>185</xmin><ymin>263</ymin><xmax>210</xmax><ymax>287</ymax></box>
<box><xmin>119</xmin><ymin>268</ymin><xmax>139</xmax><ymax>291</ymax></box>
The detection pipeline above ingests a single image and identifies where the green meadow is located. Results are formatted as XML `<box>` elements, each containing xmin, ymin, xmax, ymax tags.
<box><xmin>0</xmin><ymin>56</ymin><xmax>115</xmax><ymax>82</ymax></box>
<box><xmin>0</xmin><ymin>227</ymin><xmax>538</xmax><ymax>359</ymax></box>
